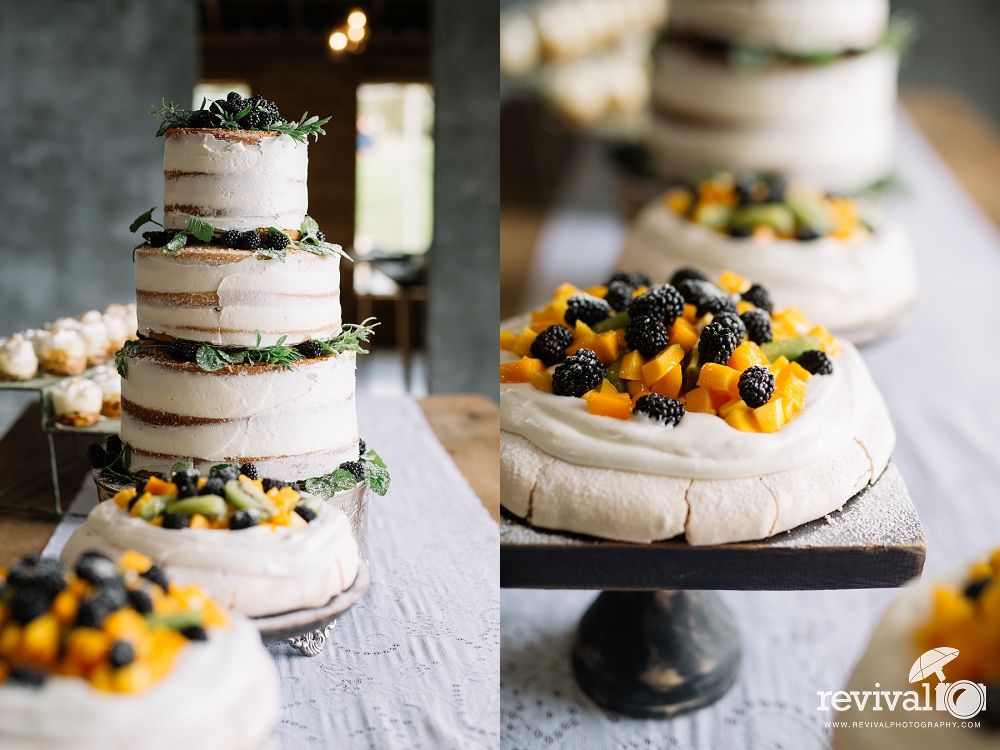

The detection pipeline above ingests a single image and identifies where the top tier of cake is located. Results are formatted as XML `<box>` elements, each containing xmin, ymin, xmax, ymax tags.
<box><xmin>163</xmin><ymin>129</ymin><xmax>307</xmax><ymax>233</ymax></box>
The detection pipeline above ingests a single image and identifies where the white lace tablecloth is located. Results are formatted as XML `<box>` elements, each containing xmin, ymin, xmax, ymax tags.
<box><xmin>501</xmin><ymin>112</ymin><xmax>1000</xmax><ymax>749</ymax></box>
<box><xmin>43</xmin><ymin>395</ymin><xmax>500</xmax><ymax>750</ymax></box>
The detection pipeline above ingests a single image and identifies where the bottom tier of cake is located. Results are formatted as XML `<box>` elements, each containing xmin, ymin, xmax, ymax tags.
<box><xmin>121</xmin><ymin>347</ymin><xmax>359</xmax><ymax>480</ymax></box>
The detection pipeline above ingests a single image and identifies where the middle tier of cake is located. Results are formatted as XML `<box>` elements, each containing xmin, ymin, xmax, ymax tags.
<box><xmin>136</xmin><ymin>245</ymin><xmax>341</xmax><ymax>347</ymax></box>
<box><xmin>121</xmin><ymin>347</ymin><xmax>358</xmax><ymax>480</ymax></box>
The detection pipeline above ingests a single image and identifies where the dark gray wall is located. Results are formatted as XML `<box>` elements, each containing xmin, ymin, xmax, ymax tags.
<box><xmin>428</xmin><ymin>0</ymin><xmax>500</xmax><ymax>399</ymax></box>
<box><xmin>0</xmin><ymin>0</ymin><xmax>197</xmax><ymax>335</ymax></box>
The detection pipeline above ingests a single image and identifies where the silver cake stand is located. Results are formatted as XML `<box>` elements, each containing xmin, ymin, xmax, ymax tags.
<box><xmin>94</xmin><ymin>469</ymin><xmax>371</xmax><ymax>656</ymax></box>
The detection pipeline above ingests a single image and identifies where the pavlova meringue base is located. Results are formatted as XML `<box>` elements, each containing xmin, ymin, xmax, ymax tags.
<box><xmin>618</xmin><ymin>202</ymin><xmax>918</xmax><ymax>344</ymax></box>
<box><xmin>0</xmin><ymin>616</ymin><xmax>279</xmax><ymax>750</ymax></box>
<box><xmin>835</xmin><ymin>566</ymin><xmax>998</xmax><ymax>750</ymax></box>
<box><xmin>61</xmin><ymin>500</ymin><xmax>359</xmax><ymax>618</ymax></box>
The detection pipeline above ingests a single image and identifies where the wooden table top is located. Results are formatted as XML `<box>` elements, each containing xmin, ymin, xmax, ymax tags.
<box><xmin>0</xmin><ymin>393</ymin><xmax>500</xmax><ymax>568</ymax></box>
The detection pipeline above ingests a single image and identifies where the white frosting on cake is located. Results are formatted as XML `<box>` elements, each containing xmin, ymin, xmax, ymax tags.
<box><xmin>618</xmin><ymin>201</ymin><xmax>919</xmax><ymax>341</ymax></box>
<box><xmin>653</xmin><ymin>45</ymin><xmax>897</xmax><ymax>126</ymax></box>
<box><xmin>135</xmin><ymin>245</ymin><xmax>342</xmax><ymax>347</ymax></box>
<box><xmin>646</xmin><ymin>107</ymin><xmax>896</xmax><ymax>193</ymax></box>
<box><xmin>670</xmin><ymin>0</ymin><xmax>889</xmax><ymax>53</ymax></box>
<box><xmin>0</xmin><ymin>616</ymin><xmax>280</xmax><ymax>750</ymax></box>
<box><xmin>51</xmin><ymin>377</ymin><xmax>102</xmax><ymax>416</ymax></box>
<box><xmin>120</xmin><ymin>350</ymin><xmax>359</xmax><ymax>480</ymax></box>
<box><xmin>62</xmin><ymin>500</ymin><xmax>360</xmax><ymax>617</ymax></box>
<box><xmin>163</xmin><ymin>129</ymin><xmax>308</xmax><ymax>232</ymax></box>
<box><xmin>500</xmin><ymin>313</ymin><xmax>889</xmax><ymax>480</ymax></box>
<box><xmin>0</xmin><ymin>334</ymin><xmax>38</xmax><ymax>380</ymax></box>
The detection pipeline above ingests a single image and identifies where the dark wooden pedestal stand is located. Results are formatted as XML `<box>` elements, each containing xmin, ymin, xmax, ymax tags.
<box><xmin>501</xmin><ymin>463</ymin><xmax>926</xmax><ymax>719</ymax></box>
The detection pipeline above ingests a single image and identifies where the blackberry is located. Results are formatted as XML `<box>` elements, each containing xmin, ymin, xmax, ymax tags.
<box><xmin>633</xmin><ymin>393</ymin><xmax>685</xmax><ymax>427</ymax></box>
<box><xmin>628</xmin><ymin>285</ymin><xmax>685</xmax><ymax>326</ymax></box>
<box><xmin>625</xmin><ymin>315</ymin><xmax>669</xmax><ymax>359</ymax></box>
<box><xmin>529</xmin><ymin>325</ymin><xmax>573</xmax><ymax>367</ymax></box>
<box><xmin>128</xmin><ymin>494</ymin><xmax>141</xmax><ymax>511</ymax></box>
<box><xmin>728</xmin><ymin>225</ymin><xmax>753</xmax><ymax>238</ymax></box>
<box><xmin>199</xmin><ymin>476</ymin><xmax>225</xmax><ymax>497</ymax></box>
<box><xmin>261</xmin><ymin>478</ymin><xmax>288</xmax><ymax>492</ymax></box>
<box><xmin>607</xmin><ymin>270</ymin><xmax>651</xmax><ymax>288</ymax></box>
<box><xmin>735</xmin><ymin>173</ymin><xmax>762</xmax><ymax>206</ymax></box>
<box><xmin>669</xmin><ymin>267</ymin><xmax>708</xmax><ymax>287</ymax></box>
<box><xmin>87</xmin><ymin>442</ymin><xmax>107</xmax><ymax>469</ymax></box>
<box><xmin>698</xmin><ymin>294</ymin><xmax>738</xmax><ymax>319</ymax></box>
<box><xmin>741</xmin><ymin>309</ymin><xmax>773</xmax><ymax>345</ymax></box>
<box><xmin>603</xmin><ymin>281</ymin><xmax>634</xmax><ymax>312</ymax></box>
<box><xmin>795</xmin><ymin>349</ymin><xmax>833</xmax><ymax>376</ymax></box>
<box><xmin>75</xmin><ymin>596</ymin><xmax>113</xmax><ymax>629</ymax></box>
<box><xmin>212</xmin><ymin>465</ymin><xmax>240</xmax><ymax>483</ymax></box>
<box><xmin>264</xmin><ymin>229</ymin><xmax>290</xmax><ymax>251</ymax></box>
<box><xmin>796</xmin><ymin>226</ymin><xmax>821</xmax><ymax>241</ymax></box>
<box><xmin>246</xmin><ymin>95</ymin><xmax>281</xmax><ymax>127</ymax></box>
<box><xmin>551</xmin><ymin>349</ymin><xmax>605</xmax><ymax>398</ymax></box>
<box><xmin>127</xmin><ymin>588</ymin><xmax>153</xmax><ymax>615</ymax></box>
<box><xmin>162</xmin><ymin>512</ymin><xmax>190</xmax><ymax>530</ymax></box>
<box><xmin>167</xmin><ymin>340</ymin><xmax>200</xmax><ymax>363</ymax></box>
<box><xmin>141</xmin><ymin>564</ymin><xmax>170</xmax><ymax>593</ymax></box>
<box><xmin>98</xmin><ymin>581</ymin><xmax>128</xmax><ymax>612</ymax></box>
<box><xmin>7</xmin><ymin>667</ymin><xmax>46</xmax><ymax>688</ymax></box>
<box><xmin>173</xmin><ymin>470</ymin><xmax>199</xmax><ymax>499</ymax></box>
<box><xmin>11</xmin><ymin>586</ymin><xmax>51</xmax><ymax>624</ymax></box>
<box><xmin>181</xmin><ymin>625</ymin><xmax>208</xmax><ymax>641</ymax></box>
<box><xmin>224</xmin><ymin>91</ymin><xmax>247</xmax><ymax>115</ymax></box>
<box><xmin>698</xmin><ymin>321</ymin><xmax>739</xmax><ymax>365</ymax></box>
<box><xmin>964</xmin><ymin>577</ymin><xmax>991</xmax><ymax>600</ymax></box>
<box><xmin>713</xmin><ymin>312</ymin><xmax>746</xmax><ymax>342</ymax></box>
<box><xmin>564</xmin><ymin>294</ymin><xmax>611</xmax><ymax>327</ymax></box>
<box><xmin>738</xmin><ymin>366</ymin><xmax>775</xmax><ymax>409</ymax></box>
<box><xmin>229</xmin><ymin>508</ymin><xmax>260</xmax><ymax>530</ymax></box>
<box><xmin>109</xmin><ymin>640</ymin><xmax>135</xmax><ymax>668</ymax></box>
<box><xmin>75</xmin><ymin>553</ymin><xmax>118</xmax><ymax>585</ymax></box>
<box><xmin>186</xmin><ymin>109</ymin><xmax>219</xmax><ymax>129</ymax></box>
<box><xmin>143</xmin><ymin>231</ymin><xmax>173</xmax><ymax>247</ymax></box>
<box><xmin>358</xmin><ymin>439</ymin><xmax>366</xmax><ymax>457</ymax></box>
<box><xmin>8</xmin><ymin>557</ymin><xmax>65</xmax><ymax>596</ymax></box>
<box><xmin>239</xmin><ymin>462</ymin><xmax>258</xmax><ymax>479</ymax></box>
<box><xmin>766</xmin><ymin>176</ymin><xmax>787</xmax><ymax>203</ymax></box>
<box><xmin>339</xmin><ymin>461</ymin><xmax>364</xmax><ymax>482</ymax></box>
<box><xmin>741</xmin><ymin>284</ymin><xmax>773</xmax><ymax>313</ymax></box>
<box><xmin>295</xmin><ymin>505</ymin><xmax>318</xmax><ymax>522</ymax></box>
<box><xmin>105</xmin><ymin>435</ymin><xmax>123</xmax><ymax>460</ymax></box>
<box><xmin>220</xmin><ymin>229</ymin><xmax>242</xmax><ymax>248</ymax></box>
<box><xmin>239</xmin><ymin>230</ymin><xmax>263</xmax><ymax>251</ymax></box>
<box><xmin>674</xmin><ymin>279</ymin><xmax>724</xmax><ymax>309</ymax></box>
<box><xmin>315</xmin><ymin>230</ymin><xmax>326</xmax><ymax>244</ymax></box>
<box><xmin>295</xmin><ymin>340</ymin><xmax>325</xmax><ymax>359</ymax></box>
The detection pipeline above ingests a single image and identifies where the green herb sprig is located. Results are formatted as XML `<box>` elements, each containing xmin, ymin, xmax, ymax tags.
<box><xmin>305</xmin><ymin>448</ymin><xmax>391</xmax><ymax>498</ymax></box>
<box><xmin>265</xmin><ymin>112</ymin><xmax>331</xmax><ymax>143</ymax></box>
<box><xmin>151</xmin><ymin>100</ymin><xmax>194</xmax><ymax>137</ymax></box>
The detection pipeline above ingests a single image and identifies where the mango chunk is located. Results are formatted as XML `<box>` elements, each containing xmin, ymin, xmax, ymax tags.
<box><xmin>697</xmin><ymin>363</ymin><xmax>741</xmax><ymax>398</ymax></box>
<box><xmin>575</xmin><ymin>331</ymin><xmax>621</xmax><ymax>364</ymax></box>
<box><xmin>718</xmin><ymin>397</ymin><xmax>748</xmax><ymax>419</ymax></box>
<box><xmin>682</xmin><ymin>304</ymin><xmax>698</xmax><ymax>323</ymax></box>
<box><xmin>668</xmin><ymin>318</ymin><xmax>699</xmax><ymax>352</ymax></box>
<box><xmin>754</xmin><ymin>398</ymin><xmax>785</xmax><ymax>433</ymax></box>
<box><xmin>572</xmin><ymin>319</ymin><xmax>596</xmax><ymax>343</ymax></box>
<box><xmin>599</xmin><ymin>379</ymin><xmax>618</xmax><ymax>394</ymax></box>
<box><xmin>727</xmin><ymin>341</ymin><xmax>769</xmax><ymax>372</ymax></box>
<box><xmin>725</xmin><ymin>407</ymin><xmax>761</xmax><ymax>433</ymax></box>
<box><xmin>500</xmin><ymin>358</ymin><xmax>545</xmax><ymax>383</ymax></box>
<box><xmin>736</xmin><ymin>300</ymin><xmax>754</xmax><ymax>314</ymax></box>
<box><xmin>553</xmin><ymin>283</ymin><xmax>580</xmax><ymax>302</ymax></box>
<box><xmin>586</xmin><ymin>392</ymin><xmax>632</xmax><ymax>420</ymax></box>
<box><xmin>144</xmin><ymin>476</ymin><xmax>177</xmax><ymax>496</ymax></box>
<box><xmin>650</xmin><ymin>364</ymin><xmax>683</xmax><ymax>399</ymax></box>
<box><xmin>585</xmin><ymin>285</ymin><xmax>608</xmax><ymax>298</ymax></box>
<box><xmin>718</xmin><ymin>270</ymin><xmax>751</xmax><ymax>294</ymax></box>
<box><xmin>641</xmin><ymin>345</ymin><xmax>684</xmax><ymax>387</ymax></box>
<box><xmin>684</xmin><ymin>387</ymin><xmax>716</xmax><ymax>415</ymax></box>
<box><xmin>808</xmin><ymin>325</ymin><xmax>842</xmax><ymax>357</ymax></box>
<box><xmin>509</xmin><ymin>328</ymin><xmax>538</xmax><ymax>357</ymax></box>
<box><xmin>663</xmin><ymin>187</ymin><xmax>693</xmax><ymax>214</ymax></box>
<box><xmin>626</xmin><ymin>380</ymin><xmax>650</xmax><ymax>398</ymax></box>
<box><xmin>618</xmin><ymin>350</ymin><xmax>646</xmax><ymax>380</ymax></box>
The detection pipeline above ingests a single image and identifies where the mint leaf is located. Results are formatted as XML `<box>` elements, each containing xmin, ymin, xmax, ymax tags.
<box><xmin>115</xmin><ymin>339</ymin><xmax>142</xmax><ymax>379</ymax></box>
<box><xmin>363</xmin><ymin>461</ymin><xmax>390</xmax><ymax>496</ymax></box>
<box><xmin>164</xmin><ymin>232</ymin><xmax>188</xmax><ymax>253</ymax></box>
<box><xmin>254</xmin><ymin>246</ymin><xmax>287</xmax><ymax>263</ymax></box>
<box><xmin>170</xmin><ymin>460</ymin><xmax>190</xmax><ymax>475</ymax></box>
<box><xmin>130</xmin><ymin>208</ymin><xmax>159</xmax><ymax>233</ymax></box>
<box><xmin>363</xmin><ymin>449</ymin><xmax>387</xmax><ymax>469</ymax></box>
<box><xmin>304</xmin><ymin>469</ymin><xmax>360</xmax><ymax>499</ymax></box>
<box><xmin>185</xmin><ymin>215</ymin><xmax>215</xmax><ymax>242</ymax></box>
<box><xmin>217</xmin><ymin>349</ymin><xmax>247</xmax><ymax>365</ymax></box>
<box><xmin>301</xmin><ymin>215</ymin><xmax>320</xmax><ymax>237</ymax></box>
<box><xmin>210</xmin><ymin>462</ymin><xmax>238</xmax><ymax>475</ymax></box>
<box><xmin>196</xmin><ymin>345</ymin><xmax>229</xmax><ymax>372</ymax></box>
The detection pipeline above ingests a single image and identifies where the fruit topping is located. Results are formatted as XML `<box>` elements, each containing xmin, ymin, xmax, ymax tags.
<box><xmin>738</xmin><ymin>366</ymin><xmax>776</xmax><ymax>409</ymax></box>
<box><xmin>87</xmin><ymin>443</ymin><xmax>108</xmax><ymax>470</ymax></box>
<box><xmin>697</xmin><ymin>321</ymin><xmax>739</xmax><ymax>366</ymax></box>
<box><xmin>166</xmin><ymin>340</ymin><xmax>200</xmax><ymax>363</ymax></box>
<box><xmin>633</xmin><ymin>393</ymin><xmax>685</xmax><ymax>427</ymax></box>
<box><xmin>238</xmin><ymin>462</ymin><xmax>258</xmax><ymax>480</ymax></box>
<box><xmin>712</xmin><ymin>312</ymin><xmax>746</xmax><ymax>342</ymax></box>
<box><xmin>552</xmin><ymin>349</ymin><xmax>605</xmax><ymax>398</ymax></box>
<box><xmin>625</xmin><ymin>316</ymin><xmax>669</xmax><ymax>359</ymax></box>
<box><xmin>295</xmin><ymin>340</ymin><xmax>325</xmax><ymax>359</ymax></box>
<box><xmin>741</xmin><ymin>284</ymin><xmax>773</xmax><ymax>313</ymax></box>
<box><xmin>741</xmin><ymin>309</ymin><xmax>773</xmax><ymax>345</ymax></box>
<box><xmin>228</xmin><ymin>508</ymin><xmax>260</xmax><ymax>530</ymax></box>
<box><xmin>607</xmin><ymin>270</ymin><xmax>651</xmax><ymax>288</ymax></box>
<box><xmin>669</xmin><ymin>267</ymin><xmax>708</xmax><ymax>286</ymax></box>
<box><xmin>529</xmin><ymin>325</ymin><xmax>574</xmax><ymax>366</ymax></box>
<box><xmin>338</xmin><ymin>461</ymin><xmax>364</xmax><ymax>482</ymax></box>
<box><xmin>564</xmin><ymin>294</ymin><xmax>611</xmax><ymax>327</ymax></box>
<box><xmin>604</xmin><ymin>281</ymin><xmax>635</xmax><ymax>312</ymax></box>
<box><xmin>795</xmin><ymin>349</ymin><xmax>834</xmax><ymax>375</ymax></box>
<box><xmin>628</xmin><ymin>285</ymin><xmax>685</xmax><ymax>326</ymax></box>
<box><xmin>294</xmin><ymin>505</ymin><xmax>318</xmax><ymax>523</ymax></box>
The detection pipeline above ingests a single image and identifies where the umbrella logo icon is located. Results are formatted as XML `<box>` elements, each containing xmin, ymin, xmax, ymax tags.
<box><xmin>908</xmin><ymin>647</ymin><xmax>959</xmax><ymax>683</ymax></box>
<box><xmin>908</xmin><ymin>648</ymin><xmax>986</xmax><ymax>720</ymax></box>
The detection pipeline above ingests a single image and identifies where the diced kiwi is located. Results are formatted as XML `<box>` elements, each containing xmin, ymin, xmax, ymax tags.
<box><xmin>165</xmin><ymin>495</ymin><xmax>227</xmax><ymax>520</ymax></box>
<box><xmin>224</xmin><ymin>479</ymin><xmax>278</xmax><ymax>520</ymax></box>
<box><xmin>137</xmin><ymin>494</ymin><xmax>172</xmax><ymax>521</ymax></box>
<box><xmin>730</xmin><ymin>204</ymin><xmax>795</xmax><ymax>235</ymax></box>
<box><xmin>295</xmin><ymin>494</ymin><xmax>324</xmax><ymax>515</ymax></box>
<box><xmin>683</xmin><ymin>347</ymin><xmax>701</xmax><ymax>392</ymax></box>
<box><xmin>786</xmin><ymin>194</ymin><xmax>833</xmax><ymax>235</ymax></box>
<box><xmin>592</xmin><ymin>311</ymin><xmax>629</xmax><ymax>333</ymax></box>
<box><xmin>146</xmin><ymin>611</ymin><xmax>202</xmax><ymax>631</ymax></box>
<box><xmin>760</xmin><ymin>336</ymin><xmax>821</xmax><ymax>362</ymax></box>
<box><xmin>604</xmin><ymin>358</ymin><xmax>626</xmax><ymax>393</ymax></box>
<box><xmin>694</xmin><ymin>203</ymin><xmax>731</xmax><ymax>230</ymax></box>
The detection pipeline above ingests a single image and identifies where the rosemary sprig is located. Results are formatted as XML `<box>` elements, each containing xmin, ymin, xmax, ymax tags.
<box><xmin>317</xmin><ymin>318</ymin><xmax>379</xmax><ymax>356</ymax></box>
<box><xmin>151</xmin><ymin>100</ymin><xmax>193</xmax><ymax>137</ymax></box>
<box><xmin>266</xmin><ymin>112</ymin><xmax>331</xmax><ymax>143</ymax></box>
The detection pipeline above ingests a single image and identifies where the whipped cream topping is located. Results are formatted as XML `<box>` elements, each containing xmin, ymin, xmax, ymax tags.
<box><xmin>501</xmin><ymin>313</ymin><xmax>888</xmax><ymax>480</ymax></box>
<box><xmin>135</xmin><ymin>246</ymin><xmax>342</xmax><ymax>347</ymax></box>
<box><xmin>79</xmin><ymin>320</ymin><xmax>110</xmax><ymax>361</ymax></box>
<box><xmin>619</xmin><ymin>202</ymin><xmax>918</xmax><ymax>337</ymax></box>
<box><xmin>102</xmin><ymin>313</ymin><xmax>131</xmax><ymax>348</ymax></box>
<box><xmin>0</xmin><ymin>616</ymin><xmax>280</xmax><ymax>750</ymax></box>
<box><xmin>163</xmin><ymin>130</ymin><xmax>308</xmax><ymax>232</ymax></box>
<box><xmin>0</xmin><ymin>334</ymin><xmax>38</xmax><ymax>379</ymax></box>
<box><xmin>48</xmin><ymin>317</ymin><xmax>81</xmax><ymax>332</ymax></box>
<box><xmin>91</xmin><ymin>366</ymin><xmax>121</xmax><ymax>397</ymax></box>
<box><xmin>51</xmin><ymin>377</ymin><xmax>103</xmax><ymax>415</ymax></box>
<box><xmin>38</xmin><ymin>328</ymin><xmax>86</xmax><ymax>359</ymax></box>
